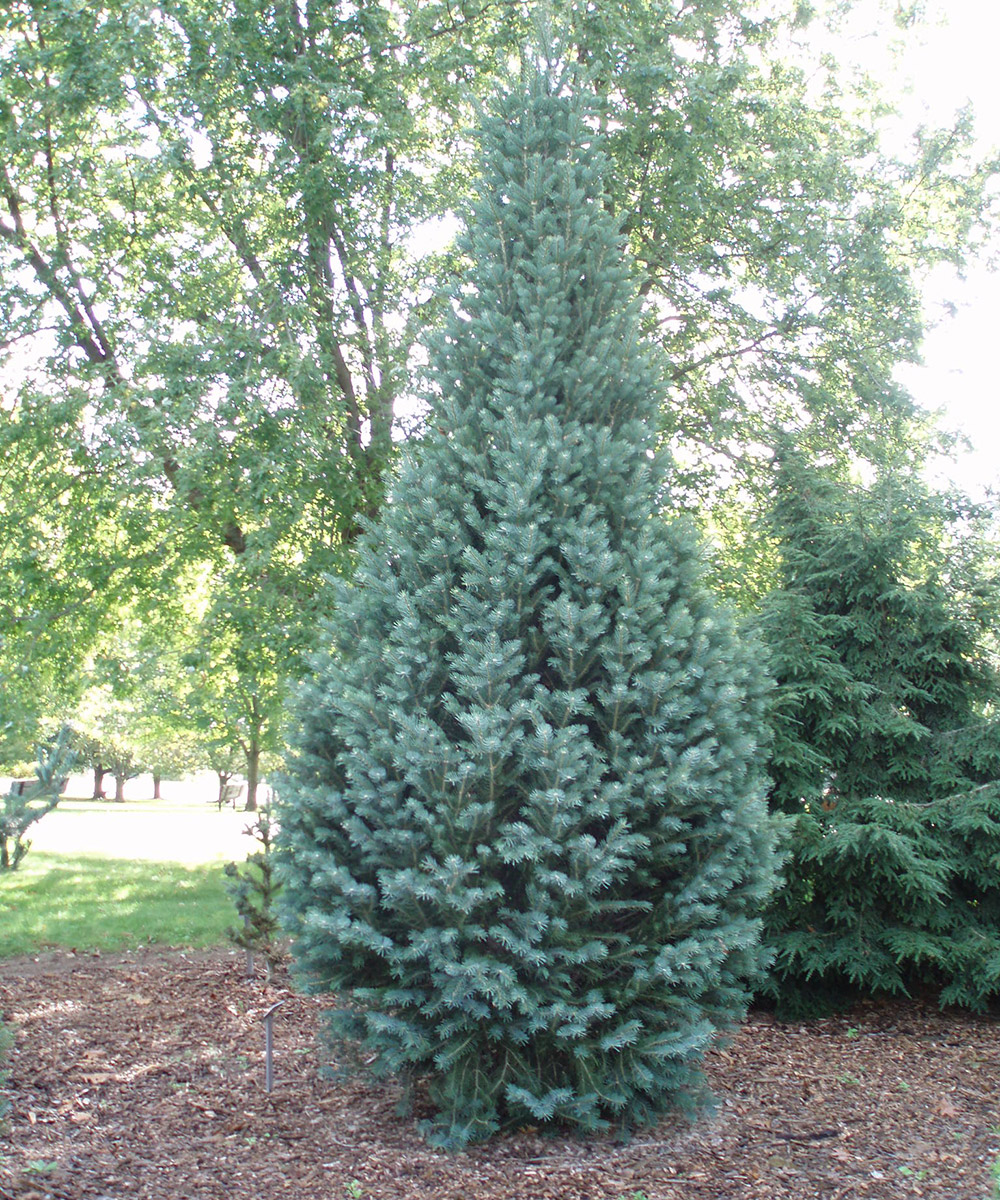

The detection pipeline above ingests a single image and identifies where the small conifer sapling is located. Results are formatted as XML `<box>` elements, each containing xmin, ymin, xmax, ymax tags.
<box><xmin>225</xmin><ymin>798</ymin><xmax>282</xmax><ymax>983</ymax></box>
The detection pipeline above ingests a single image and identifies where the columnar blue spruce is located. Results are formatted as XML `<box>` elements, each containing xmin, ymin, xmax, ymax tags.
<box><xmin>277</xmin><ymin>65</ymin><xmax>780</xmax><ymax>1147</ymax></box>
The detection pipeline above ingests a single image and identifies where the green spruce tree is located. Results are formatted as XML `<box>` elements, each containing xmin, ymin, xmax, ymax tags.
<box><xmin>277</xmin><ymin>64</ymin><xmax>779</xmax><ymax>1147</ymax></box>
<box><xmin>760</xmin><ymin>448</ymin><xmax>1000</xmax><ymax>1013</ymax></box>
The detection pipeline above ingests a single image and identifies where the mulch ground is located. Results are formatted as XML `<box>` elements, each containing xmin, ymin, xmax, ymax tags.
<box><xmin>0</xmin><ymin>949</ymin><xmax>998</xmax><ymax>1199</ymax></box>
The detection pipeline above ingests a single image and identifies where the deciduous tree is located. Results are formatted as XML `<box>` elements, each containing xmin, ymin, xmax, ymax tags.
<box><xmin>1</xmin><ymin>0</ymin><xmax>993</xmax><ymax>795</ymax></box>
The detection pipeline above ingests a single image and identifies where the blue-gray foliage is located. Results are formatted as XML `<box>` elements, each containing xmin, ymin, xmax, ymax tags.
<box><xmin>277</xmin><ymin>65</ymin><xmax>779</xmax><ymax>1146</ymax></box>
<box><xmin>0</xmin><ymin>725</ymin><xmax>72</xmax><ymax>871</ymax></box>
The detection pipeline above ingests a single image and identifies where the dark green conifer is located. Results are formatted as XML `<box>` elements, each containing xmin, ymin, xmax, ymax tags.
<box><xmin>760</xmin><ymin>449</ymin><xmax>1000</xmax><ymax>1013</ymax></box>
<box><xmin>277</xmin><ymin>65</ymin><xmax>779</xmax><ymax>1146</ymax></box>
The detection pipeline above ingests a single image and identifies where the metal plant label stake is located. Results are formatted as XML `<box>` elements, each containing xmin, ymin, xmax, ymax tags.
<box><xmin>262</xmin><ymin>1000</ymin><xmax>286</xmax><ymax>1093</ymax></box>
<box><xmin>244</xmin><ymin>913</ymin><xmax>255</xmax><ymax>979</ymax></box>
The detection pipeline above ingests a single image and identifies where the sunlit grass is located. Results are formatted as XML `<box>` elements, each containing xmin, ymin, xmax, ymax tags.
<box><xmin>0</xmin><ymin>794</ymin><xmax>257</xmax><ymax>958</ymax></box>
<box><xmin>0</xmin><ymin>852</ymin><xmax>234</xmax><ymax>958</ymax></box>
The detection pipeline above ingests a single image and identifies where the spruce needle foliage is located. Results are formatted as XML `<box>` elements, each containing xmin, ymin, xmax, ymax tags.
<box><xmin>277</xmin><ymin>64</ymin><xmax>779</xmax><ymax>1147</ymax></box>
<box><xmin>760</xmin><ymin>449</ymin><xmax>1000</xmax><ymax>1015</ymax></box>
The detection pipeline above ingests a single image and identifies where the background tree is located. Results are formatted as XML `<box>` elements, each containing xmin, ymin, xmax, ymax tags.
<box><xmin>124</xmin><ymin>614</ymin><xmax>204</xmax><ymax>798</ymax></box>
<box><xmin>278</xmin><ymin>66</ymin><xmax>779</xmax><ymax>1147</ymax></box>
<box><xmin>66</xmin><ymin>598</ymin><xmax>196</xmax><ymax>801</ymax></box>
<box><xmin>1</xmin><ymin>0</ymin><xmax>993</xmax><ymax>692</ymax></box>
<box><xmin>71</xmin><ymin>684</ymin><xmax>144</xmax><ymax>803</ymax></box>
<box><xmin>759</xmin><ymin>447</ymin><xmax>1000</xmax><ymax>1013</ymax></box>
<box><xmin>200</xmin><ymin>740</ymin><xmax>245</xmax><ymax>809</ymax></box>
<box><xmin>569</xmin><ymin>3</ymin><xmax>991</xmax><ymax>501</ymax></box>
<box><xmin>184</xmin><ymin>562</ymin><xmax>327</xmax><ymax>809</ymax></box>
<box><xmin>140</xmin><ymin>733</ymin><xmax>201</xmax><ymax>801</ymax></box>
<box><xmin>71</xmin><ymin>729</ymin><xmax>109</xmax><ymax>801</ymax></box>
<box><xmin>0</xmin><ymin>390</ymin><xmax>165</xmax><ymax>766</ymax></box>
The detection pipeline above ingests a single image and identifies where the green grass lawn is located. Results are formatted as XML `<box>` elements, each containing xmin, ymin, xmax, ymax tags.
<box><xmin>0</xmin><ymin>794</ymin><xmax>257</xmax><ymax>958</ymax></box>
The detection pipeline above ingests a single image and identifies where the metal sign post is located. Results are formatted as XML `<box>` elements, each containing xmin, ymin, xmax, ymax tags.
<box><xmin>262</xmin><ymin>1000</ymin><xmax>286</xmax><ymax>1094</ymax></box>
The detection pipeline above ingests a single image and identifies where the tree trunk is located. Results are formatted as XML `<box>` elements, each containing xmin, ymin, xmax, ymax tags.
<box><xmin>92</xmin><ymin>764</ymin><xmax>106</xmax><ymax>800</ymax></box>
<box><xmin>153</xmin><ymin>772</ymin><xmax>162</xmax><ymax>800</ymax></box>
<box><xmin>114</xmin><ymin>773</ymin><xmax>126</xmax><ymax>802</ymax></box>
<box><xmin>244</xmin><ymin>740</ymin><xmax>260</xmax><ymax>812</ymax></box>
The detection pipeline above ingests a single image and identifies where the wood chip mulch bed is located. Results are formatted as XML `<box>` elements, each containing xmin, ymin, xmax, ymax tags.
<box><xmin>0</xmin><ymin>948</ymin><xmax>998</xmax><ymax>1199</ymax></box>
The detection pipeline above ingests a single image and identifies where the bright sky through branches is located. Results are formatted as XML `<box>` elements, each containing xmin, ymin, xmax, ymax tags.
<box><xmin>830</xmin><ymin>0</ymin><xmax>1000</xmax><ymax>496</ymax></box>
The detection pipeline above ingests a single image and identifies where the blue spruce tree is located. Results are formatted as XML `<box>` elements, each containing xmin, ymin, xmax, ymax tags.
<box><xmin>277</xmin><ymin>65</ymin><xmax>780</xmax><ymax>1147</ymax></box>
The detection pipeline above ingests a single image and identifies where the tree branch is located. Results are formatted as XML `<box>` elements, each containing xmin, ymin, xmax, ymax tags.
<box><xmin>0</xmin><ymin>163</ymin><xmax>119</xmax><ymax>379</ymax></box>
